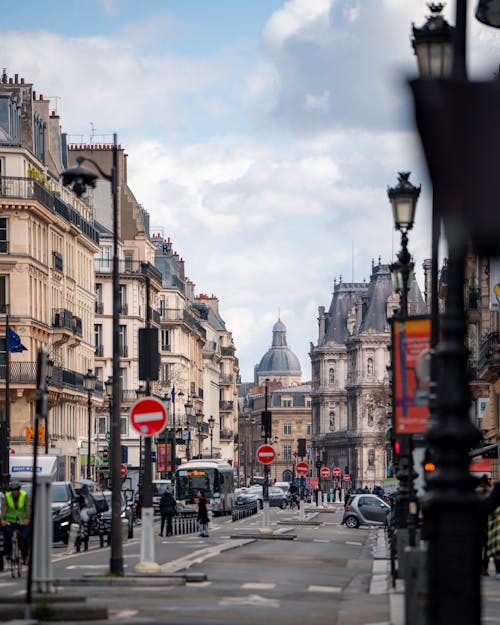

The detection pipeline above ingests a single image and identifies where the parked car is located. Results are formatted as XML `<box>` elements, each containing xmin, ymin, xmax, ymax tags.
<box><xmin>274</xmin><ymin>481</ymin><xmax>291</xmax><ymax>495</ymax></box>
<box><xmin>21</xmin><ymin>480</ymin><xmax>83</xmax><ymax>544</ymax></box>
<box><xmin>341</xmin><ymin>494</ymin><xmax>391</xmax><ymax>528</ymax></box>
<box><xmin>100</xmin><ymin>491</ymin><xmax>135</xmax><ymax>539</ymax></box>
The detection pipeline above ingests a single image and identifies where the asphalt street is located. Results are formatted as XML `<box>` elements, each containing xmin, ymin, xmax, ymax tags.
<box><xmin>0</xmin><ymin>503</ymin><xmax>391</xmax><ymax>625</ymax></box>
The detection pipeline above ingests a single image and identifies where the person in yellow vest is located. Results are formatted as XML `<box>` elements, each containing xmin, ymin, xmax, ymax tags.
<box><xmin>1</xmin><ymin>481</ymin><xmax>31</xmax><ymax>564</ymax></box>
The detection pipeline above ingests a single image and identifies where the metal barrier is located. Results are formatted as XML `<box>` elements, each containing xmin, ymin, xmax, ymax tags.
<box><xmin>232</xmin><ymin>501</ymin><xmax>258</xmax><ymax>522</ymax></box>
<box><xmin>172</xmin><ymin>512</ymin><xmax>198</xmax><ymax>535</ymax></box>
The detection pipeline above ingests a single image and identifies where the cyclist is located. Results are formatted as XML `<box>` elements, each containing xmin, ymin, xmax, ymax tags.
<box><xmin>1</xmin><ymin>481</ymin><xmax>31</xmax><ymax>565</ymax></box>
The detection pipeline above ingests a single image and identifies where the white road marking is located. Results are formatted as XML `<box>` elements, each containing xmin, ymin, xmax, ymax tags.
<box><xmin>219</xmin><ymin>594</ymin><xmax>280</xmax><ymax>608</ymax></box>
<box><xmin>308</xmin><ymin>585</ymin><xmax>342</xmax><ymax>593</ymax></box>
<box><xmin>313</xmin><ymin>539</ymin><xmax>330</xmax><ymax>543</ymax></box>
<box><xmin>186</xmin><ymin>581</ymin><xmax>212</xmax><ymax>587</ymax></box>
<box><xmin>109</xmin><ymin>610</ymin><xmax>139</xmax><ymax>618</ymax></box>
<box><xmin>346</xmin><ymin>541</ymin><xmax>363</xmax><ymax>545</ymax></box>
<box><xmin>241</xmin><ymin>582</ymin><xmax>276</xmax><ymax>590</ymax></box>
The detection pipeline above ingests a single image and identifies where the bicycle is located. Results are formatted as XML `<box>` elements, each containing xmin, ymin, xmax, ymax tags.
<box><xmin>8</xmin><ymin>525</ymin><xmax>22</xmax><ymax>578</ymax></box>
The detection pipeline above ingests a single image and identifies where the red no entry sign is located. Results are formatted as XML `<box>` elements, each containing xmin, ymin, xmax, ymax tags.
<box><xmin>344</xmin><ymin>474</ymin><xmax>350</xmax><ymax>481</ymax></box>
<box><xmin>333</xmin><ymin>466</ymin><xmax>342</xmax><ymax>477</ymax></box>
<box><xmin>320</xmin><ymin>467</ymin><xmax>330</xmax><ymax>478</ymax></box>
<box><xmin>121</xmin><ymin>463</ymin><xmax>127</xmax><ymax>478</ymax></box>
<box><xmin>256</xmin><ymin>444</ymin><xmax>276</xmax><ymax>464</ymax></box>
<box><xmin>296</xmin><ymin>461</ymin><xmax>309</xmax><ymax>476</ymax></box>
<box><xmin>130</xmin><ymin>397</ymin><xmax>167</xmax><ymax>437</ymax></box>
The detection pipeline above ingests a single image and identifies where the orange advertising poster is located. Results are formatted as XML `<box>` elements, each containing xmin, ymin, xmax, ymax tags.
<box><xmin>393</xmin><ymin>316</ymin><xmax>431</xmax><ymax>435</ymax></box>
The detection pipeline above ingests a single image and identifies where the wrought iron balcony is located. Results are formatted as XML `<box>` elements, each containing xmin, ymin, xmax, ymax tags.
<box><xmin>220</xmin><ymin>373</ymin><xmax>233</xmax><ymax>385</ymax></box>
<box><xmin>478</xmin><ymin>332</ymin><xmax>500</xmax><ymax>381</ymax></box>
<box><xmin>219</xmin><ymin>400</ymin><xmax>234</xmax><ymax>411</ymax></box>
<box><xmin>95</xmin><ymin>301</ymin><xmax>104</xmax><ymax>314</ymax></box>
<box><xmin>220</xmin><ymin>429</ymin><xmax>234</xmax><ymax>441</ymax></box>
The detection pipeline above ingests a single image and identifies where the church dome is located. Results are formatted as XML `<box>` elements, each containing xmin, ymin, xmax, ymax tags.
<box><xmin>256</xmin><ymin>318</ymin><xmax>301</xmax><ymax>377</ymax></box>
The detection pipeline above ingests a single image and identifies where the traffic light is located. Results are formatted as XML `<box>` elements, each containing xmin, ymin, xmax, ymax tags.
<box><xmin>298</xmin><ymin>438</ymin><xmax>306</xmax><ymax>458</ymax></box>
<box><xmin>261</xmin><ymin>410</ymin><xmax>272</xmax><ymax>438</ymax></box>
<box><xmin>102</xmin><ymin>446</ymin><xmax>109</xmax><ymax>465</ymax></box>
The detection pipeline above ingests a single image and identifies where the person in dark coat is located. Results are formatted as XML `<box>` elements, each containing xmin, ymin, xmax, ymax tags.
<box><xmin>197</xmin><ymin>489</ymin><xmax>209</xmax><ymax>537</ymax></box>
<box><xmin>159</xmin><ymin>486</ymin><xmax>176</xmax><ymax>537</ymax></box>
<box><xmin>485</xmin><ymin>480</ymin><xmax>500</xmax><ymax>577</ymax></box>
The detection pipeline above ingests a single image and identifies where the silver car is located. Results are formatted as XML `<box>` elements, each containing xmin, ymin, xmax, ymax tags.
<box><xmin>341</xmin><ymin>494</ymin><xmax>391</xmax><ymax>528</ymax></box>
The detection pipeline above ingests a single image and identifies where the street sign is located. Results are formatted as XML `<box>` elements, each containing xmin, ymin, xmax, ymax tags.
<box><xmin>333</xmin><ymin>466</ymin><xmax>342</xmax><ymax>477</ymax></box>
<box><xmin>129</xmin><ymin>397</ymin><xmax>167</xmax><ymax>437</ymax></box>
<box><xmin>256</xmin><ymin>444</ymin><xmax>276</xmax><ymax>464</ymax></box>
<box><xmin>320</xmin><ymin>467</ymin><xmax>330</xmax><ymax>478</ymax></box>
<box><xmin>120</xmin><ymin>463</ymin><xmax>127</xmax><ymax>478</ymax></box>
<box><xmin>344</xmin><ymin>474</ymin><xmax>350</xmax><ymax>481</ymax></box>
<box><xmin>296</xmin><ymin>461</ymin><xmax>309</xmax><ymax>476</ymax></box>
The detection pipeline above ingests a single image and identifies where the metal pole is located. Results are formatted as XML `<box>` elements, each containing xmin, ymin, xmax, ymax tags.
<box><xmin>0</xmin><ymin>309</ymin><xmax>10</xmax><ymax>491</ymax></box>
<box><xmin>172</xmin><ymin>393</ymin><xmax>176</xmax><ymax>477</ymax></box>
<box><xmin>262</xmin><ymin>379</ymin><xmax>271</xmax><ymax>532</ymax></box>
<box><xmin>210</xmin><ymin>430</ymin><xmax>213</xmax><ymax>459</ymax></box>
<box><xmin>87</xmin><ymin>391</ymin><xmax>92</xmax><ymax>480</ymax></box>
<box><xmin>110</xmin><ymin>133</ymin><xmax>123</xmax><ymax>575</ymax></box>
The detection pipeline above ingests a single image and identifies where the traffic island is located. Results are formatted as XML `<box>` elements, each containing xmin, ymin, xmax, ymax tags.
<box><xmin>230</xmin><ymin>533</ymin><xmax>296</xmax><ymax>540</ymax></box>
<box><xmin>0</xmin><ymin>595</ymin><xmax>108</xmax><ymax>622</ymax></box>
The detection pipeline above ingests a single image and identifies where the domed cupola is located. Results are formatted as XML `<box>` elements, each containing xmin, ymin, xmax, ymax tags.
<box><xmin>254</xmin><ymin>316</ymin><xmax>302</xmax><ymax>386</ymax></box>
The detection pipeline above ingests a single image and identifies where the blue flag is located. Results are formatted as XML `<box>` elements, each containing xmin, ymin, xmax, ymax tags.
<box><xmin>8</xmin><ymin>327</ymin><xmax>27</xmax><ymax>353</ymax></box>
<box><xmin>171</xmin><ymin>386</ymin><xmax>175</xmax><ymax>403</ymax></box>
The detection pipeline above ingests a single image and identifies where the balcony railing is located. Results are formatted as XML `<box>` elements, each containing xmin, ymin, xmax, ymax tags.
<box><xmin>219</xmin><ymin>400</ymin><xmax>234</xmax><ymax>411</ymax></box>
<box><xmin>119</xmin><ymin>302</ymin><xmax>128</xmax><ymax>315</ymax></box>
<box><xmin>219</xmin><ymin>373</ymin><xmax>233</xmax><ymax>385</ymax></box>
<box><xmin>221</xmin><ymin>346</ymin><xmax>235</xmax><ymax>357</ymax></box>
<box><xmin>161</xmin><ymin>344</ymin><xmax>171</xmax><ymax>351</ymax></box>
<box><xmin>52</xmin><ymin>308</ymin><xmax>73</xmax><ymax>330</ymax></box>
<box><xmin>95</xmin><ymin>344</ymin><xmax>104</xmax><ymax>357</ymax></box>
<box><xmin>478</xmin><ymin>332</ymin><xmax>500</xmax><ymax>380</ymax></box>
<box><xmin>0</xmin><ymin>176</ymin><xmax>99</xmax><ymax>245</ymax></box>
<box><xmin>119</xmin><ymin>345</ymin><xmax>129</xmax><ymax>358</ymax></box>
<box><xmin>94</xmin><ymin>259</ymin><xmax>162</xmax><ymax>283</ymax></box>
<box><xmin>0</xmin><ymin>362</ymin><xmax>104</xmax><ymax>396</ymax></box>
<box><xmin>220</xmin><ymin>429</ymin><xmax>234</xmax><ymax>441</ymax></box>
<box><xmin>95</xmin><ymin>301</ymin><xmax>104</xmax><ymax>314</ymax></box>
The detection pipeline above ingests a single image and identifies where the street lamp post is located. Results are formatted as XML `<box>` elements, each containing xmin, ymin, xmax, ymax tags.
<box><xmin>83</xmin><ymin>369</ymin><xmax>96</xmax><ymax>480</ymax></box>
<box><xmin>184</xmin><ymin>399</ymin><xmax>193</xmax><ymax>461</ymax></box>
<box><xmin>196</xmin><ymin>411</ymin><xmax>204</xmax><ymax>458</ymax></box>
<box><xmin>62</xmin><ymin>134</ymin><xmax>123</xmax><ymax>575</ymax></box>
<box><xmin>388</xmin><ymin>172</ymin><xmax>420</xmax><ymax>549</ymax></box>
<box><xmin>208</xmin><ymin>415</ymin><xmax>215</xmax><ymax>459</ymax></box>
<box><xmin>408</xmin><ymin>3</ymin><xmax>494</xmax><ymax>623</ymax></box>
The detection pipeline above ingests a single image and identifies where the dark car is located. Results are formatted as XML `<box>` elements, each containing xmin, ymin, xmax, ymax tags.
<box><xmin>341</xmin><ymin>494</ymin><xmax>391</xmax><ymax>528</ymax></box>
<box><xmin>100</xmin><ymin>491</ymin><xmax>134</xmax><ymax>539</ymax></box>
<box><xmin>21</xmin><ymin>480</ymin><xmax>82</xmax><ymax>544</ymax></box>
<box><xmin>268</xmin><ymin>486</ymin><xmax>287</xmax><ymax>508</ymax></box>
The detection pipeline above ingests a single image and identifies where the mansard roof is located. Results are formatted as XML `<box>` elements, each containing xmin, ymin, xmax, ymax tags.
<box><xmin>324</xmin><ymin>281</ymin><xmax>368</xmax><ymax>344</ymax></box>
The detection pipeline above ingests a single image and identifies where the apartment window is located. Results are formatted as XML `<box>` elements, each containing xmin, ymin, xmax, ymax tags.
<box><xmin>306</xmin><ymin>398</ymin><xmax>312</xmax><ymax>408</ymax></box>
<box><xmin>0</xmin><ymin>217</ymin><xmax>8</xmax><ymax>253</ymax></box>
<box><xmin>161</xmin><ymin>329</ymin><xmax>170</xmax><ymax>350</ymax></box>
<box><xmin>124</xmin><ymin>251</ymin><xmax>133</xmax><ymax>272</ymax></box>
<box><xmin>0</xmin><ymin>275</ymin><xmax>7</xmax><ymax>314</ymax></box>
<box><xmin>119</xmin><ymin>285</ymin><xmax>127</xmax><ymax>314</ymax></box>
<box><xmin>283</xmin><ymin>423</ymin><xmax>292</xmax><ymax>436</ymax></box>
<box><xmin>96</xmin><ymin>416</ymin><xmax>108</xmax><ymax>435</ymax></box>
<box><xmin>283</xmin><ymin>445</ymin><xmax>292</xmax><ymax>460</ymax></box>
<box><xmin>120</xmin><ymin>416</ymin><xmax>128</xmax><ymax>436</ymax></box>
<box><xmin>97</xmin><ymin>246</ymin><xmax>111</xmax><ymax>271</ymax></box>
<box><xmin>307</xmin><ymin>422</ymin><xmax>312</xmax><ymax>436</ymax></box>
<box><xmin>282</xmin><ymin>398</ymin><xmax>292</xmax><ymax>408</ymax></box>
<box><xmin>159</xmin><ymin>298</ymin><xmax>166</xmax><ymax>318</ymax></box>
<box><xmin>119</xmin><ymin>325</ymin><xmax>127</xmax><ymax>356</ymax></box>
<box><xmin>160</xmin><ymin>363</ymin><xmax>170</xmax><ymax>384</ymax></box>
<box><xmin>94</xmin><ymin>324</ymin><xmax>102</xmax><ymax>352</ymax></box>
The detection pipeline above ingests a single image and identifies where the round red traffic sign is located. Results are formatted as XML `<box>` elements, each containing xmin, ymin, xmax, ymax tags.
<box><xmin>296</xmin><ymin>461</ymin><xmax>309</xmax><ymax>476</ymax></box>
<box><xmin>121</xmin><ymin>463</ymin><xmax>127</xmax><ymax>478</ymax></box>
<box><xmin>256</xmin><ymin>444</ymin><xmax>276</xmax><ymax>465</ymax></box>
<box><xmin>320</xmin><ymin>467</ymin><xmax>330</xmax><ymax>478</ymax></box>
<box><xmin>344</xmin><ymin>474</ymin><xmax>350</xmax><ymax>481</ymax></box>
<box><xmin>333</xmin><ymin>466</ymin><xmax>342</xmax><ymax>477</ymax></box>
<box><xmin>130</xmin><ymin>397</ymin><xmax>167</xmax><ymax>437</ymax></box>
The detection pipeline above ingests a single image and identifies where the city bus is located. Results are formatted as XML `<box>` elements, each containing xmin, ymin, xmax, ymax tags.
<box><xmin>174</xmin><ymin>459</ymin><xmax>235</xmax><ymax>516</ymax></box>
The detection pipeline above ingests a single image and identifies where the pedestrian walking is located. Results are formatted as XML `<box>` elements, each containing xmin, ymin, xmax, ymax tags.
<box><xmin>197</xmin><ymin>489</ymin><xmax>210</xmax><ymax>537</ymax></box>
<box><xmin>159</xmin><ymin>486</ymin><xmax>177</xmax><ymax>537</ymax></box>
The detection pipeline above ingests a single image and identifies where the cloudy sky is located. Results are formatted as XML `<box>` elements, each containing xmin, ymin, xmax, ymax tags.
<box><xmin>2</xmin><ymin>1</ymin><xmax>500</xmax><ymax>381</ymax></box>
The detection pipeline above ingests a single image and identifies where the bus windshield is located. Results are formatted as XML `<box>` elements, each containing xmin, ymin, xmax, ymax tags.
<box><xmin>176</xmin><ymin>468</ymin><xmax>215</xmax><ymax>500</ymax></box>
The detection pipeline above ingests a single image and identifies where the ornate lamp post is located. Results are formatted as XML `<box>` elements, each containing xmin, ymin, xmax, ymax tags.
<box><xmin>83</xmin><ymin>369</ymin><xmax>96</xmax><ymax>480</ymax></box>
<box><xmin>208</xmin><ymin>415</ymin><xmax>215</xmax><ymax>459</ymax></box>
<box><xmin>62</xmin><ymin>134</ymin><xmax>123</xmax><ymax>575</ymax></box>
<box><xmin>196</xmin><ymin>411</ymin><xmax>204</xmax><ymax>458</ymax></box>
<box><xmin>388</xmin><ymin>172</ymin><xmax>420</xmax><ymax>547</ymax></box>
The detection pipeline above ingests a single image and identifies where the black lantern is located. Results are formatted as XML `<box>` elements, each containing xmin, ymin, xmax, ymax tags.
<box><xmin>412</xmin><ymin>3</ymin><xmax>454</xmax><ymax>78</ymax></box>
<box><xmin>387</xmin><ymin>172</ymin><xmax>420</xmax><ymax>232</ymax></box>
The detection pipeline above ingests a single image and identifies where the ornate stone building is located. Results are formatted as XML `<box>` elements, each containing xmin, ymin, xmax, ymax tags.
<box><xmin>310</xmin><ymin>261</ymin><xmax>426</xmax><ymax>491</ymax></box>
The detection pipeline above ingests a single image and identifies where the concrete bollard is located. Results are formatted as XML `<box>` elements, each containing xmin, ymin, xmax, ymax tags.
<box><xmin>121</xmin><ymin>518</ymin><xmax>129</xmax><ymax>542</ymax></box>
<box><xmin>66</xmin><ymin>523</ymin><xmax>80</xmax><ymax>555</ymax></box>
<box><xmin>404</xmin><ymin>546</ymin><xmax>427</xmax><ymax>625</ymax></box>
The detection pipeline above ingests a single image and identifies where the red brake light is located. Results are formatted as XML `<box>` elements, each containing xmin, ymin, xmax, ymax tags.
<box><xmin>345</xmin><ymin>505</ymin><xmax>351</xmax><ymax>511</ymax></box>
